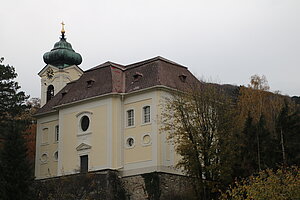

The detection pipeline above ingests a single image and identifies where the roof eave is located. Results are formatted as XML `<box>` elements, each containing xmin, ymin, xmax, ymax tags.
<box><xmin>34</xmin><ymin>109</ymin><xmax>58</xmax><ymax>118</ymax></box>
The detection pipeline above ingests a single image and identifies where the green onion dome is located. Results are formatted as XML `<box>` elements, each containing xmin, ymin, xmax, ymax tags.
<box><xmin>43</xmin><ymin>33</ymin><xmax>82</xmax><ymax>68</ymax></box>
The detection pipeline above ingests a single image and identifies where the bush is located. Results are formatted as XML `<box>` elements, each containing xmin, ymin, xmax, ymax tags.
<box><xmin>221</xmin><ymin>166</ymin><xmax>300</xmax><ymax>200</ymax></box>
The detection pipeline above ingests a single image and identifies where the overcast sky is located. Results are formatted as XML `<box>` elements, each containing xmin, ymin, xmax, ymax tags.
<box><xmin>1</xmin><ymin>0</ymin><xmax>300</xmax><ymax>98</ymax></box>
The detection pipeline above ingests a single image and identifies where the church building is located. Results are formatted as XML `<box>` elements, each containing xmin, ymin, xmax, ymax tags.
<box><xmin>34</xmin><ymin>26</ymin><xmax>200</xmax><ymax>180</ymax></box>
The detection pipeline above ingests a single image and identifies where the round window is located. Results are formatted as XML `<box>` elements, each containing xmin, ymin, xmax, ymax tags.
<box><xmin>41</xmin><ymin>153</ymin><xmax>48</xmax><ymax>163</ymax></box>
<box><xmin>126</xmin><ymin>137</ymin><xmax>135</xmax><ymax>148</ymax></box>
<box><xmin>142</xmin><ymin>134</ymin><xmax>151</xmax><ymax>145</ymax></box>
<box><xmin>81</xmin><ymin>116</ymin><xmax>90</xmax><ymax>132</ymax></box>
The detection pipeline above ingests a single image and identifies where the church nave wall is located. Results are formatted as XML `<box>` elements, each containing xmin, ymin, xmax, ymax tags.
<box><xmin>35</xmin><ymin>115</ymin><xmax>59</xmax><ymax>179</ymax></box>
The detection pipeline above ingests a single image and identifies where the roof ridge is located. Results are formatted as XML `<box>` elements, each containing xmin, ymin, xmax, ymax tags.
<box><xmin>125</xmin><ymin>56</ymin><xmax>187</xmax><ymax>69</ymax></box>
<box><xmin>156</xmin><ymin>56</ymin><xmax>187</xmax><ymax>69</ymax></box>
<box><xmin>86</xmin><ymin>61</ymin><xmax>125</xmax><ymax>72</ymax></box>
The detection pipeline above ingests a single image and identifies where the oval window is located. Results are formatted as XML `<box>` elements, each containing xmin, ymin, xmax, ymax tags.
<box><xmin>81</xmin><ymin>116</ymin><xmax>90</xmax><ymax>132</ymax></box>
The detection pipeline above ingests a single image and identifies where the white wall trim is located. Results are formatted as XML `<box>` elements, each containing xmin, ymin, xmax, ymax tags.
<box><xmin>121</xmin><ymin>165</ymin><xmax>184</xmax><ymax>177</ymax></box>
<box><xmin>107</xmin><ymin>98</ymin><xmax>113</xmax><ymax>168</ymax></box>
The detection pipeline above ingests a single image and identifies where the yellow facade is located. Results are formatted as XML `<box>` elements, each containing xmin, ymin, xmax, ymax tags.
<box><xmin>124</xmin><ymin>98</ymin><xmax>152</xmax><ymax>164</ymax></box>
<box><xmin>35</xmin><ymin>88</ymin><xmax>181</xmax><ymax>179</ymax></box>
<box><xmin>36</xmin><ymin>116</ymin><xmax>59</xmax><ymax>178</ymax></box>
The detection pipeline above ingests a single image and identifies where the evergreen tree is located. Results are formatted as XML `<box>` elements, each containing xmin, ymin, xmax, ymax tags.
<box><xmin>240</xmin><ymin>113</ymin><xmax>257</xmax><ymax>177</ymax></box>
<box><xmin>239</xmin><ymin>114</ymin><xmax>277</xmax><ymax>177</ymax></box>
<box><xmin>256</xmin><ymin>114</ymin><xmax>278</xmax><ymax>170</ymax></box>
<box><xmin>0</xmin><ymin>58</ymin><xmax>33</xmax><ymax>200</ymax></box>
<box><xmin>276</xmin><ymin>102</ymin><xmax>300</xmax><ymax>166</ymax></box>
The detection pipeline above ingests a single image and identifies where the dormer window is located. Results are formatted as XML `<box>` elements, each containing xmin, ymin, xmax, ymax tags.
<box><xmin>61</xmin><ymin>90</ymin><xmax>68</xmax><ymax>97</ymax></box>
<box><xmin>179</xmin><ymin>74</ymin><xmax>187</xmax><ymax>83</ymax></box>
<box><xmin>133</xmin><ymin>72</ymin><xmax>143</xmax><ymax>81</ymax></box>
<box><xmin>87</xmin><ymin>79</ymin><xmax>95</xmax><ymax>88</ymax></box>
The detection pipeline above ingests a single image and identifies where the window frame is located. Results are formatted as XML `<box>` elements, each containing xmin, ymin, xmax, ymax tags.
<box><xmin>142</xmin><ymin>105</ymin><xmax>151</xmax><ymax>124</ymax></box>
<box><xmin>54</xmin><ymin>125</ymin><xmax>59</xmax><ymax>142</ymax></box>
<box><xmin>125</xmin><ymin>136</ymin><xmax>136</xmax><ymax>149</ymax></box>
<box><xmin>76</xmin><ymin>111</ymin><xmax>93</xmax><ymax>136</ymax></box>
<box><xmin>126</xmin><ymin>109</ymin><xmax>135</xmax><ymax>127</ymax></box>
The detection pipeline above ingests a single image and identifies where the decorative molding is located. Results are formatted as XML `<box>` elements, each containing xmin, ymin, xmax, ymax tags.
<box><xmin>141</xmin><ymin>133</ymin><xmax>152</xmax><ymax>146</ymax></box>
<box><xmin>76</xmin><ymin>111</ymin><xmax>93</xmax><ymax>118</ymax></box>
<box><xmin>76</xmin><ymin>143</ymin><xmax>92</xmax><ymax>151</ymax></box>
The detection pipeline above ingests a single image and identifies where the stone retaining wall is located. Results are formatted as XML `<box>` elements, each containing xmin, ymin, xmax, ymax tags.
<box><xmin>34</xmin><ymin>171</ymin><xmax>195</xmax><ymax>200</ymax></box>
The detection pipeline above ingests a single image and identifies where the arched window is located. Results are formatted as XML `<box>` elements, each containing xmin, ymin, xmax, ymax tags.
<box><xmin>46</xmin><ymin>85</ymin><xmax>54</xmax><ymax>102</ymax></box>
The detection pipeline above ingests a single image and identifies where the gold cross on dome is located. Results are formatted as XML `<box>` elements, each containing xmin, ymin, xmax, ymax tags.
<box><xmin>61</xmin><ymin>22</ymin><xmax>65</xmax><ymax>33</ymax></box>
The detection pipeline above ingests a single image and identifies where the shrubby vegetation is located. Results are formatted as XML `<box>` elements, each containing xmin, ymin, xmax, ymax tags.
<box><xmin>221</xmin><ymin>166</ymin><xmax>300</xmax><ymax>200</ymax></box>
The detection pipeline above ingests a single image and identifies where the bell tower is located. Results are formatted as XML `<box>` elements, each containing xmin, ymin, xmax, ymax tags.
<box><xmin>39</xmin><ymin>23</ymin><xmax>83</xmax><ymax>106</ymax></box>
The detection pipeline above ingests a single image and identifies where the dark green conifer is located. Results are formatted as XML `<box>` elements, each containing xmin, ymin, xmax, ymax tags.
<box><xmin>240</xmin><ymin>113</ymin><xmax>257</xmax><ymax>177</ymax></box>
<box><xmin>0</xmin><ymin>58</ymin><xmax>33</xmax><ymax>200</ymax></box>
<box><xmin>276</xmin><ymin>102</ymin><xmax>300</xmax><ymax>166</ymax></box>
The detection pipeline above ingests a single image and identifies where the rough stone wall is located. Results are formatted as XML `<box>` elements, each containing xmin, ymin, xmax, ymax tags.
<box><xmin>34</xmin><ymin>170</ymin><xmax>125</xmax><ymax>200</ymax></box>
<box><xmin>160</xmin><ymin>173</ymin><xmax>196</xmax><ymax>200</ymax></box>
<box><xmin>121</xmin><ymin>174</ymin><xmax>149</xmax><ymax>200</ymax></box>
<box><xmin>122</xmin><ymin>172</ymin><xmax>196</xmax><ymax>200</ymax></box>
<box><xmin>34</xmin><ymin>171</ymin><xmax>195</xmax><ymax>200</ymax></box>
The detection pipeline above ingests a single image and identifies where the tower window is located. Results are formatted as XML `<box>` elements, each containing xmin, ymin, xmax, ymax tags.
<box><xmin>46</xmin><ymin>85</ymin><xmax>54</xmax><ymax>102</ymax></box>
<box><xmin>80</xmin><ymin>155</ymin><xmax>88</xmax><ymax>173</ymax></box>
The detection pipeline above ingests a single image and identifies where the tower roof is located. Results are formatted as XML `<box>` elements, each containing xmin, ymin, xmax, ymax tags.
<box><xmin>43</xmin><ymin>23</ymin><xmax>82</xmax><ymax>68</ymax></box>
